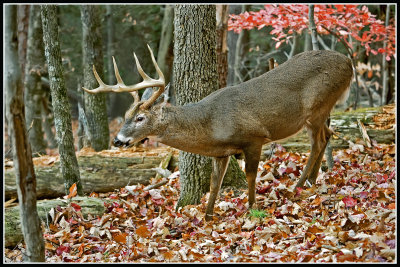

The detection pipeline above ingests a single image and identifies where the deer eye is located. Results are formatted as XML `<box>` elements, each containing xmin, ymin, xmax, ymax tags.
<box><xmin>136</xmin><ymin>115</ymin><xmax>144</xmax><ymax>122</ymax></box>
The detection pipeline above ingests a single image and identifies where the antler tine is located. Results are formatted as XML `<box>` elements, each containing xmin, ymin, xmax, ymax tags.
<box><xmin>82</xmin><ymin>65</ymin><xmax>109</xmax><ymax>94</ymax></box>
<box><xmin>112</xmin><ymin>56</ymin><xmax>125</xmax><ymax>85</ymax></box>
<box><xmin>130</xmin><ymin>91</ymin><xmax>140</xmax><ymax>104</ymax></box>
<box><xmin>147</xmin><ymin>44</ymin><xmax>165</xmax><ymax>82</ymax></box>
<box><xmin>82</xmin><ymin>44</ymin><xmax>165</xmax><ymax>103</ymax></box>
<box><xmin>139</xmin><ymin>45</ymin><xmax>166</xmax><ymax>110</ymax></box>
<box><xmin>133</xmin><ymin>52</ymin><xmax>152</xmax><ymax>82</ymax></box>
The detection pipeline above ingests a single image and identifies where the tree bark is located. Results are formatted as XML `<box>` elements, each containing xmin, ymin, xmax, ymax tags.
<box><xmin>24</xmin><ymin>5</ymin><xmax>47</xmax><ymax>156</ymax></box>
<box><xmin>81</xmin><ymin>5</ymin><xmax>110</xmax><ymax>151</ymax></box>
<box><xmin>17</xmin><ymin>5</ymin><xmax>30</xmax><ymax>82</ymax></box>
<box><xmin>227</xmin><ymin>5</ymin><xmax>242</xmax><ymax>86</ymax></box>
<box><xmin>173</xmin><ymin>5</ymin><xmax>246</xmax><ymax>209</ymax></box>
<box><xmin>105</xmin><ymin>5</ymin><xmax>116</xmax><ymax>118</ymax></box>
<box><xmin>41</xmin><ymin>5</ymin><xmax>83</xmax><ymax>195</ymax></box>
<box><xmin>157</xmin><ymin>5</ymin><xmax>175</xmax><ymax>105</ymax></box>
<box><xmin>381</xmin><ymin>4</ymin><xmax>390</xmax><ymax>106</ymax></box>
<box><xmin>216</xmin><ymin>5</ymin><xmax>229</xmax><ymax>89</ymax></box>
<box><xmin>5</xmin><ymin>5</ymin><xmax>45</xmax><ymax>262</ymax></box>
<box><xmin>233</xmin><ymin>5</ymin><xmax>251</xmax><ymax>84</ymax></box>
<box><xmin>308</xmin><ymin>5</ymin><xmax>319</xmax><ymax>51</ymax></box>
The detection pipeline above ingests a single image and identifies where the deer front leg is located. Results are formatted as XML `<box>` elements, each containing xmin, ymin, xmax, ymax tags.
<box><xmin>244</xmin><ymin>145</ymin><xmax>262</xmax><ymax>209</ymax></box>
<box><xmin>205</xmin><ymin>156</ymin><xmax>230</xmax><ymax>221</ymax></box>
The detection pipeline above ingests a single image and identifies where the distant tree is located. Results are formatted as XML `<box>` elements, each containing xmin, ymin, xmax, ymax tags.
<box><xmin>5</xmin><ymin>4</ymin><xmax>45</xmax><ymax>262</ymax></box>
<box><xmin>24</xmin><ymin>5</ymin><xmax>47</xmax><ymax>156</ymax></box>
<box><xmin>41</xmin><ymin>5</ymin><xmax>83</xmax><ymax>195</ymax></box>
<box><xmin>216</xmin><ymin>5</ymin><xmax>229</xmax><ymax>89</ymax></box>
<box><xmin>173</xmin><ymin>5</ymin><xmax>246</xmax><ymax>208</ymax></box>
<box><xmin>81</xmin><ymin>5</ymin><xmax>110</xmax><ymax>151</ymax></box>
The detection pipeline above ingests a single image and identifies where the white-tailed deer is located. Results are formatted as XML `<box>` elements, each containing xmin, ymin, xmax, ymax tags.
<box><xmin>83</xmin><ymin>45</ymin><xmax>353</xmax><ymax>221</ymax></box>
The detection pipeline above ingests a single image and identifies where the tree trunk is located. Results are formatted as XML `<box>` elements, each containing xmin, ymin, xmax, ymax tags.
<box><xmin>81</xmin><ymin>5</ymin><xmax>110</xmax><ymax>151</ymax></box>
<box><xmin>105</xmin><ymin>5</ymin><xmax>118</xmax><ymax>118</ymax></box>
<box><xmin>233</xmin><ymin>5</ymin><xmax>251</xmax><ymax>84</ymax></box>
<box><xmin>24</xmin><ymin>5</ymin><xmax>47</xmax><ymax>156</ymax></box>
<box><xmin>156</xmin><ymin>5</ymin><xmax>175</xmax><ymax>105</ymax></box>
<box><xmin>173</xmin><ymin>5</ymin><xmax>246</xmax><ymax>208</ymax></box>
<box><xmin>17</xmin><ymin>5</ymin><xmax>30</xmax><ymax>82</ymax></box>
<box><xmin>41</xmin><ymin>5</ymin><xmax>83</xmax><ymax>195</ymax></box>
<box><xmin>216</xmin><ymin>5</ymin><xmax>229</xmax><ymax>89</ymax></box>
<box><xmin>308</xmin><ymin>5</ymin><xmax>319</xmax><ymax>51</ymax></box>
<box><xmin>381</xmin><ymin>4</ymin><xmax>390</xmax><ymax>106</ymax></box>
<box><xmin>157</xmin><ymin>5</ymin><xmax>174</xmax><ymax>85</ymax></box>
<box><xmin>227</xmin><ymin>5</ymin><xmax>242</xmax><ymax>86</ymax></box>
<box><xmin>5</xmin><ymin>5</ymin><xmax>45</xmax><ymax>262</ymax></box>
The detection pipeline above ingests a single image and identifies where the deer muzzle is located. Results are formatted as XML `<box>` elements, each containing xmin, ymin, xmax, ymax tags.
<box><xmin>113</xmin><ymin>136</ymin><xmax>149</xmax><ymax>147</ymax></box>
<box><xmin>113</xmin><ymin>137</ymin><xmax>130</xmax><ymax>147</ymax></box>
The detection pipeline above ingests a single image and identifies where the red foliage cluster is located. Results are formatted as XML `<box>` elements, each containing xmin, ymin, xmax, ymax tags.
<box><xmin>228</xmin><ymin>4</ymin><xmax>395</xmax><ymax>60</ymax></box>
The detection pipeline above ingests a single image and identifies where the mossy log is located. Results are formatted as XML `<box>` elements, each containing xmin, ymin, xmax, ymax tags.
<box><xmin>5</xmin><ymin>155</ymin><xmax>179</xmax><ymax>200</ymax></box>
<box><xmin>4</xmin><ymin>196</ymin><xmax>108</xmax><ymax>248</ymax></box>
<box><xmin>261</xmin><ymin>106</ymin><xmax>395</xmax><ymax>159</ymax></box>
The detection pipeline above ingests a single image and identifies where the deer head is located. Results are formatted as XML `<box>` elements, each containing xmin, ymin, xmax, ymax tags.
<box><xmin>82</xmin><ymin>45</ymin><xmax>166</xmax><ymax>147</ymax></box>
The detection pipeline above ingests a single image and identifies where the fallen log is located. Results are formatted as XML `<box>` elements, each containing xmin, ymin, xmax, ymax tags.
<box><xmin>4</xmin><ymin>196</ymin><xmax>108</xmax><ymax>248</ymax></box>
<box><xmin>5</xmin><ymin>154</ymin><xmax>179</xmax><ymax>200</ymax></box>
<box><xmin>261</xmin><ymin>105</ymin><xmax>395</xmax><ymax>159</ymax></box>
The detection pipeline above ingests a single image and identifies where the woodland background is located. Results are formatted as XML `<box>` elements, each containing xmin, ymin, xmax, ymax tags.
<box><xmin>3</xmin><ymin>4</ymin><xmax>396</xmax><ymax>263</ymax></box>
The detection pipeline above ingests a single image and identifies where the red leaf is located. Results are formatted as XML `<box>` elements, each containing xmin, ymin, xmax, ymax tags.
<box><xmin>70</xmin><ymin>202</ymin><xmax>81</xmax><ymax>212</ymax></box>
<box><xmin>56</xmin><ymin>245</ymin><xmax>70</xmax><ymax>256</ymax></box>
<box><xmin>342</xmin><ymin>196</ymin><xmax>357</xmax><ymax>207</ymax></box>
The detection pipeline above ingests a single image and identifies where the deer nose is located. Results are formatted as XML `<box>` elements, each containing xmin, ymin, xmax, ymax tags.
<box><xmin>113</xmin><ymin>137</ymin><xmax>126</xmax><ymax>147</ymax></box>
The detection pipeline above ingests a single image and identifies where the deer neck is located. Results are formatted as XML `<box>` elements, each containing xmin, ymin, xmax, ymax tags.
<box><xmin>155</xmin><ymin>104</ymin><xmax>209</xmax><ymax>150</ymax></box>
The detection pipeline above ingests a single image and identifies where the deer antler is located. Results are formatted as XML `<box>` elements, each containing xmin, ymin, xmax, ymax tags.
<box><xmin>82</xmin><ymin>44</ymin><xmax>165</xmax><ymax>109</ymax></box>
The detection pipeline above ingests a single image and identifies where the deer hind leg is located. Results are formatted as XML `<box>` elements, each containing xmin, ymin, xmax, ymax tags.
<box><xmin>205</xmin><ymin>156</ymin><xmax>230</xmax><ymax>221</ymax></box>
<box><xmin>243</xmin><ymin>145</ymin><xmax>262</xmax><ymax>209</ymax></box>
<box><xmin>296</xmin><ymin>121</ymin><xmax>331</xmax><ymax>188</ymax></box>
<box><xmin>308</xmin><ymin>124</ymin><xmax>332</xmax><ymax>184</ymax></box>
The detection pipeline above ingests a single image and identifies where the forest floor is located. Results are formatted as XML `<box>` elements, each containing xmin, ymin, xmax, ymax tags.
<box><xmin>4</xmin><ymin>106</ymin><xmax>396</xmax><ymax>263</ymax></box>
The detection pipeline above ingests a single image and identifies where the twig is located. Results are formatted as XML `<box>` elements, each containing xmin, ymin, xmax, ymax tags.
<box><xmin>143</xmin><ymin>179</ymin><xmax>168</xmax><ymax>191</ymax></box>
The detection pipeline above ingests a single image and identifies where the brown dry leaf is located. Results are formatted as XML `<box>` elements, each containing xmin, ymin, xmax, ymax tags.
<box><xmin>136</xmin><ymin>225</ymin><xmax>151</xmax><ymax>238</ymax></box>
<box><xmin>67</xmin><ymin>183</ymin><xmax>78</xmax><ymax>199</ymax></box>
<box><xmin>114</xmin><ymin>233</ymin><xmax>128</xmax><ymax>244</ymax></box>
<box><xmin>162</xmin><ymin>250</ymin><xmax>175</xmax><ymax>261</ymax></box>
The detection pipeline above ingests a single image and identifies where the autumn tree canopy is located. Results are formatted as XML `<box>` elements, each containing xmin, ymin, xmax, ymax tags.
<box><xmin>228</xmin><ymin>4</ymin><xmax>395</xmax><ymax>60</ymax></box>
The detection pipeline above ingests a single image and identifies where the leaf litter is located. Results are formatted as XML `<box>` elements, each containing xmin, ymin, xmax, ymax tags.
<box><xmin>4</xmin><ymin>142</ymin><xmax>395</xmax><ymax>263</ymax></box>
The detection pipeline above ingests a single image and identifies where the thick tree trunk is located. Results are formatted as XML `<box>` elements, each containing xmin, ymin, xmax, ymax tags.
<box><xmin>173</xmin><ymin>5</ymin><xmax>246</xmax><ymax>209</ymax></box>
<box><xmin>81</xmin><ymin>5</ymin><xmax>110</xmax><ymax>151</ymax></box>
<box><xmin>24</xmin><ymin>5</ymin><xmax>47</xmax><ymax>156</ymax></box>
<box><xmin>41</xmin><ymin>5</ymin><xmax>83</xmax><ymax>195</ymax></box>
<box><xmin>5</xmin><ymin>5</ymin><xmax>45</xmax><ymax>262</ymax></box>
